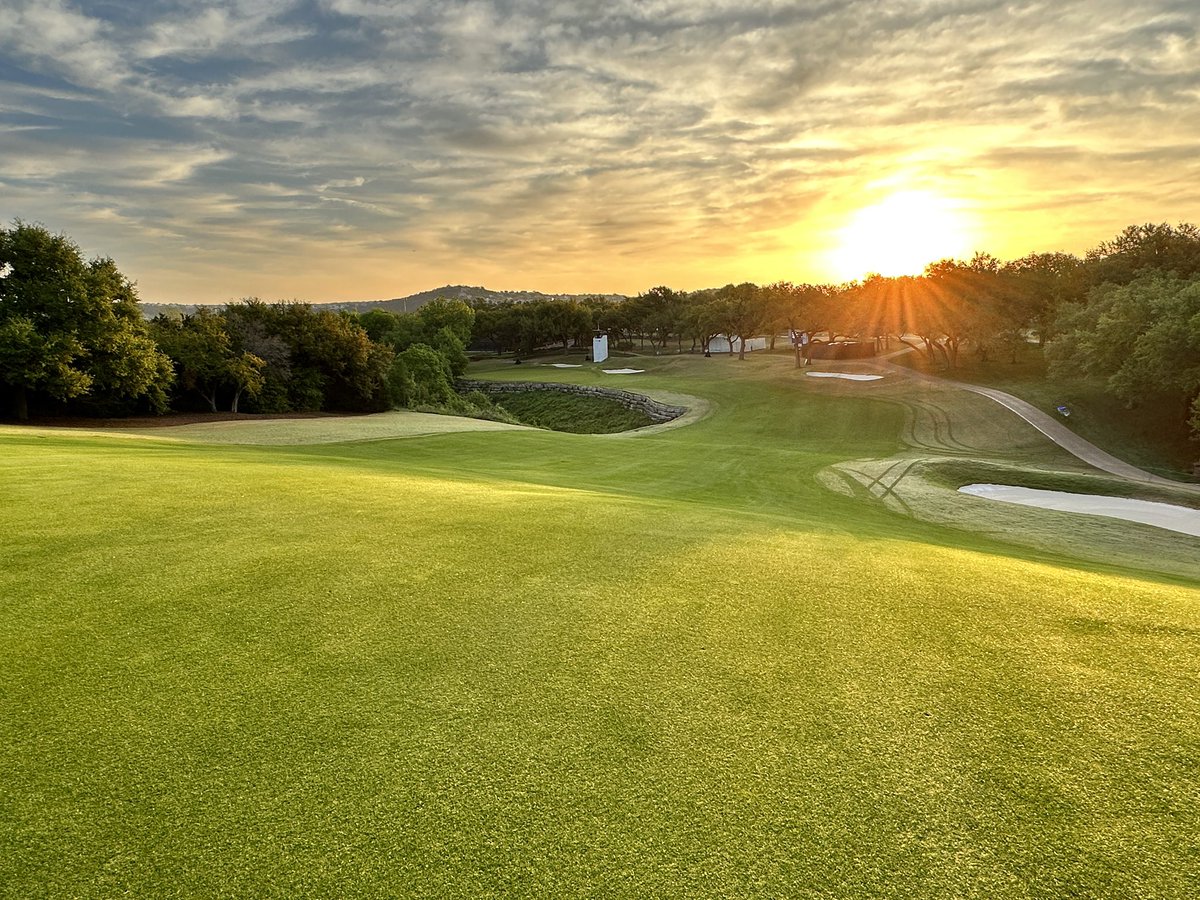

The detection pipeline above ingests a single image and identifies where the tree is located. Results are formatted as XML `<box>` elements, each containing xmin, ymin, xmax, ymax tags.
<box><xmin>222</xmin><ymin>300</ymin><xmax>294</xmax><ymax>412</ymax></box>
<box><xmin>392</xmin><ymin>343</ymin><xmax>454</xmax><ymax>407</ymax></box>
<box><xmin>0</xmin><ymin>222</ymin><xmax>172</xmax><ymax>419</ymax></box>
<box><xmin>1002</xmin><ymin>252</ymin><xmax>1085</xmax><ymax>346</ymax></box>
<box><xmin>469</xmin><ymin>303</ymin><xmax>508</xmax><ymax>355</ymax></box>
<box><xmin>416</xmin><ymin>298</ymin><xmax>475</xmax><ymax>346</ymax></box>
<box><xmin>714</xmin><ymin>283</ymin><xmax>767</xmax><ymax>360</ymax></box>
<box><xmin>358</xmin><ymin>308</ymin><xmax>401</xmax><ymax>344</ymax></box>
<box><xmin>259</xmin><ymin>302</ymin><xmax>391</xmax><ymax>411</ymax></box>
<box><xmin>0</xmin><ymin>316</ymin><xmax>90</xmax><ymax>420</ymax></box>
<box><xmin>1086</xmin><ymin>222</ymin><xmax>1200</xmax><ymax>286</ymax></box>
<box><xmin>681</xmin><ymin>290</ymin><xmax>722</xmax><ymax>355</ymax></box>
<box><xmin>1047</xmin><ymin>273</ymin><xmax>1200</xmax><ymax>445</ymax></box>
<box><xmin>150</xmin><ymin>309</ymin><xmax>246</xmax><ymax>412</ymax></box>
<box><xmin>533</xmin><ymin>299</ymin><xmax>592</xmax><ymax>353</ymax></box>
<box><xmin>629</xmin><ymin>286</ymin><xmax>684</xmax><ymax>351</ymax></box>
<box><xmin>769</xmin><ymin>281</ymin><xmax>835</xmax><ymax>366</ymax></box>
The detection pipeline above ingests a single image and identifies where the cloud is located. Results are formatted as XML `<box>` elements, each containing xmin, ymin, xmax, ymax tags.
<box><xmin>1</xmin><ymin>0</ymin><xmax>1199</xmax><ymax>300</ymax></box>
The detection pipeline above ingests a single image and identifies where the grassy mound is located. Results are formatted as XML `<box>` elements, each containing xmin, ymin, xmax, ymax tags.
<box><xmin>493</xmin><ymin>389</ymin><xmax>654</xmax><ymax>433</ymax></box>
<box><xmin>0</xmin><ymin>409</ymin><xmax>530</xmax><ymax>445</ymax></box>
<box><xmin>2</xmin><ymin>353</ymin><xmax>1199</xmax><ymax>896</ymax></box>
<box><xmin>892</xmin><ymin>344</ymin><xmax>1199</xmax><ymax>479</ymax></box>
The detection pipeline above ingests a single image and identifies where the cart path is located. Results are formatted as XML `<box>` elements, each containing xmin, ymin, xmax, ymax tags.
<box><xmin>875</xmin><ymin>358</ymin><xmax>1200</xmax><ymax>494</ymax></box>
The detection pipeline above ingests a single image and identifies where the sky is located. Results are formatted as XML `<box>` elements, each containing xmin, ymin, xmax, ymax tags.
<box><xmin>2</xmin><ymin>1</ymin><xmax>1199</xmax><ymax>304</ymax></box>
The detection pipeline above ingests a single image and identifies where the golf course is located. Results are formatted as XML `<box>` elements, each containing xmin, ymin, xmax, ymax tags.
<box><xmin>2</xmin><ymin>352</ymin><xmax>1198</xmax><ymax>897</ymax></box>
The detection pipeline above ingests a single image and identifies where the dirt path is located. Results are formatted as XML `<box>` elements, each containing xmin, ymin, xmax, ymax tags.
<box><xmin>875</xmin><ymin>357</ymin><xmax>1200</xmax><ymax>494</ymax></box>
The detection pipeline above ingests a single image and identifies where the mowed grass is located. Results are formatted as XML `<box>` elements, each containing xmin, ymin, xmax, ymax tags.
<box><xmin>2</xmin><ymin>353</ymin><xmax>1199</xmax><ymax>897</ymax></box>
<box><xmin>892</xmin><ymin>344</ymin><xmax>1200</xmax><ymax>480</ymax></box>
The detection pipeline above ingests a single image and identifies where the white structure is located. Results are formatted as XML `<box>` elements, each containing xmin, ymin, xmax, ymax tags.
<box><xmin>592</xmin><ymin>331</ymin><xmax>610</xmax><ymax>363</ymax></box>
<box><xmin>707</xmin><ymin>334</ymin><xmax>768</xmax><ymax>354</ymax></box>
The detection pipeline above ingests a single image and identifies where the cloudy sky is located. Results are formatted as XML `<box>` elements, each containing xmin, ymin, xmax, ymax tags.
<box><xmin>2</xmin><ymin>1</ymin><xmax>1199</xmax><ymax>303</ymax></box>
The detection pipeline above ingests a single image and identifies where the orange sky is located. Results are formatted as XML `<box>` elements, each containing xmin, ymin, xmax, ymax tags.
<box><xmin>3</xmin><ymin>1</ymin><xmax>1198</xmax><ymax>302</ymax></box>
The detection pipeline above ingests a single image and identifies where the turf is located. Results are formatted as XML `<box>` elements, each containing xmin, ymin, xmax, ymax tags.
<box><xmin>2</xmin><ymin>353</ymin><xmax>1198</xmax><ymax>897</ymax></box>
<box><xmin>891</xmin><ymin>344</ymin><xmax>1200</xmax><ymax>480</ymax></box>
<box><xmin>489</xmin><ymin>389</ymin><xmax>654</xmax><ymax>433</ymax></box>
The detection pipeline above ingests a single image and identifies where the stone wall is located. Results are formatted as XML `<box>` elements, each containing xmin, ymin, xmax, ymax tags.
<box><xmin>458</xmin><ymin>379</ymin><xmax>687</xmax><ymax>424</ymax></box>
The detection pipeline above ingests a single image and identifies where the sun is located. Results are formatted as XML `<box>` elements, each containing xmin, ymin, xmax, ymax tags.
<box><xmin>828</xmin><ymin>190</ymin><xmax>976</xmax><ymax>281</ymax></box>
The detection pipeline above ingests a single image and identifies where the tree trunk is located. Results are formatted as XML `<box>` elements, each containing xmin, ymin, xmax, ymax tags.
<box><xmin>231</xmin><ymin>388</ymin><xmax>242</xmax><ymax>413</ymax></box>
<box><xmin>738</xmin><ymin>336</ymin><xmax>746</xmax><ymax>361</ymax></box>
<box><xmin>201</xmin><ymin>389</ymin><xmax>218</xmax><ymax>412</ymax></box>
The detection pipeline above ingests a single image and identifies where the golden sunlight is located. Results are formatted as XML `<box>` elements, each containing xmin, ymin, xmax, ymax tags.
<box><xmin>828</xmin><ymin>190</ymin><xmax>976</xmax><ymax>282</ymax></box>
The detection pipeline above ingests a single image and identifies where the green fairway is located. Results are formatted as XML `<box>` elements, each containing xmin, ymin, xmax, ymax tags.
<box><xmin>2</xmin><ymin>354</ymin><xmax>1198</xmax><ymax>897</ymax></box>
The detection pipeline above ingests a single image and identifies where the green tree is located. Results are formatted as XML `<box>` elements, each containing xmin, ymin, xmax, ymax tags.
<box><xmin>714</xmin><ymin>283</ymin><xmax>766</xmax><ymax>360</ymax></box>
<box><xmin>0</xmin><ymin>316</ymin><xmax>90</xmax><ymax>419</ymax></box>
<box><xmin>392</xmin><ymin>343</ymin><xmax>454</xmax><ymax>407</ymax></box>
<box><xmin>769</xmin><ymin>282</ymin><xmax>836</xmax><ymax>366</ymax></box>
<box><xmin>358</xmin><ymin>309</ymin><xmax>401</xmax><ymax>344</ymax></box>
<box><xmin>1001</xmin><ymin>252</ymin><xmax>1085</xmax><ymax>346</ymax></box>
<box><xmin>680</xmin><ymin>290</ymin><xmax>722</xmax><ymax>355</ymax></box>
<box><xmin>1048</xmin><ymin>273</ymin><xmax>1200</xmax><ymax>445</ymax></box>
<box><xmin>416</xmin><ymin>299</ymin><xmax>475</xmax><ymax>346</ymax></box>
<box><xmin>1086</xmin><ymin>222</ymin><xmax>1200</xmax><ymax>286</ymax></box>
<box><xmin>150</xmin><ymin>309</ymin><xmax>248</xmax><ymax>412</ymax></box>
<box><xmin>0</xmin><ymin>222</ymin><xmax>171</xmax><ymax>419</ymax></box>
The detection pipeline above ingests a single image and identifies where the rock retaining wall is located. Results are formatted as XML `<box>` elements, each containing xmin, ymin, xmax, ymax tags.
<box><xmin>458</xmin><ymin>379</ymin><xmax>687</xmax><ymax>424</ymax></box>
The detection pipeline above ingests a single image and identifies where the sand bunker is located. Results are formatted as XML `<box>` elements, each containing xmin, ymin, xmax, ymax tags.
<box><xmin>549</xmin><ymin>364</ymin><xmax>582</xmax><ymax>368</ymax></box>
<box><xmin>603</xmin><ymin>368</ymin><xmax>644</xmax><ymax>375</ymax></box>
<box><xmin>959</xmin><ymin>483</ymin><xmax>1200</xmax><ymax>538</ymax></box>
<box><xmin>806</xmin><ymin>372</ymin><xmax>883</xmax><ymax>382</ymax></box>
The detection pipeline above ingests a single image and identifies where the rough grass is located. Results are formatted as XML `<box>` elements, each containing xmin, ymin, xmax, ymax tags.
<box><xmin>492</xmin><ymin>389</ymin><xmax>654</xmax><ymax>433</ymax></box>
<box><xmin>2</xmin><ymin>352</ymin><xmax>1199</xmax><ymax>897</ymax></box>
<box><xmin>892</xmin><ymin>344</ymin><xmax>1199</xmax><ymax>479</ymax></box>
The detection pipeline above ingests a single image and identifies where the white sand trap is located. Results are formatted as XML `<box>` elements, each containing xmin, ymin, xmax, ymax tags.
<box><xmin>959</xmin><ymin>484</ymin><xmax>1200</xmax><ymax>537</ymax></box>
<box><xmin>806</xmin><ymin>372</ymin><xmax>883</xmax><ymax>382</ymax></box>
<box><xmin>549</xmin><ymin>363</ymin><xmax>582</xmax><ymax>368</ymax></box>
<box><xmin>603</xmin><ymin>368</ymin><xmax>644</xmax><ymax>374</ymax></box>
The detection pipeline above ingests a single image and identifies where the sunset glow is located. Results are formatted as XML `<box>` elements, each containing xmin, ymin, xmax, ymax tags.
<box><xmin>829</xmin><ymin>192</ymin><xmax>977</xmax><ymax>282</ymax></box>
<box><xmin>1</xmin><ymin>2</ymin><xmax>1198</xmax><ymax>301</ymax></box>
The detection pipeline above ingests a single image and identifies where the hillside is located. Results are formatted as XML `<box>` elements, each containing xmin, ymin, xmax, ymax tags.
<box><xmin>139</xmin><ymin>285</ymin><xmax>628</xmax><ymax>318</ymax></box>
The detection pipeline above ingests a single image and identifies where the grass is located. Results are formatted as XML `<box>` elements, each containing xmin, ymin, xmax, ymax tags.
<box><xmin>891</xmin><ymin>343</ymin><xmax>1200</xmax><ymax>480</ymax></box>
<box><xmin>5</xmin><ymin>409</ymin><xmax>530</xmax><ymax>445</ymax></box>
<box><xmin>488</xmin><ymin>389</ymin><xmax>654</xmax><ymax>433</ymax></box>
<box><xmin>2</xmin><ymin>352</ymin><xmax>1199</xmax><ymax>897</ymax></box>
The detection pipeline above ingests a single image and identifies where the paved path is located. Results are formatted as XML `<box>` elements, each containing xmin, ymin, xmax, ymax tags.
<box><xmin>873</xmin><ymin>356</ymin><xmax>1200</xmax><ymax>494</ymax></box>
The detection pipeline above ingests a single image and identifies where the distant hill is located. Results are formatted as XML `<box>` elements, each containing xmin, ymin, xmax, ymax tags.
<box><xmin>319</xmin><ymin>285</ymin><xmax>629</xmax><ymax>314</ymax></box>
<box><xmin>140</xmin><ymin>285</ymin><xmax>627</xmax><ymax>319</ymax></box>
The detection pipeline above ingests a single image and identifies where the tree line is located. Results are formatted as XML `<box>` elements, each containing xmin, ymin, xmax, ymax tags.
<box><xmin>3</xmin><ymin>220</ymin><xmax>1198</xmax><ymax>442</ymax></box>
<box><xmin>0</xmin><ymin>222</ymin><xmax>484</xmax><ymax>419</ymax></box>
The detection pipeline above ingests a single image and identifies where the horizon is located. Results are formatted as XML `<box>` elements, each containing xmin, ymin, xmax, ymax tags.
<box><xmin>3</xmin><ymin>1</ymin><xmax>1199</xmax><ymax>304</ymax></box>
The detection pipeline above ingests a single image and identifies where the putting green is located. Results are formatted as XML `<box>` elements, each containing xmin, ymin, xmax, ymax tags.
<box><xmin>2</xmin><ymin>353</ymin><xmax>1197</xmax><ymax>897</ymax></box>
